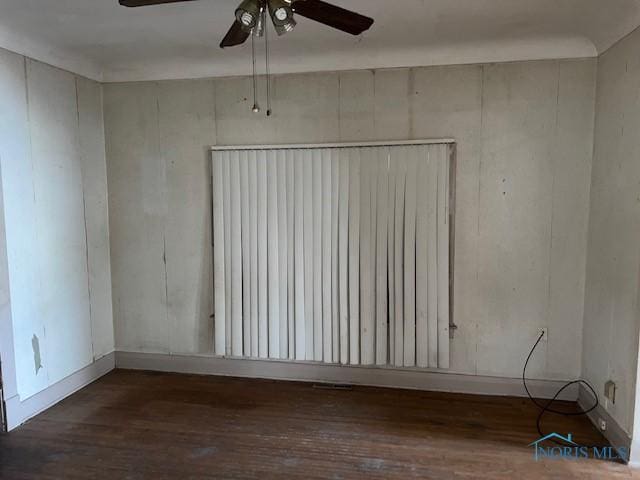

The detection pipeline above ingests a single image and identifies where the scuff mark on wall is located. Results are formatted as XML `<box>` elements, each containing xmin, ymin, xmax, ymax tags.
<box><xmin>31</xmin><ymin>334</ymin><xmax>42</xmax><ymax>374</ymax></box>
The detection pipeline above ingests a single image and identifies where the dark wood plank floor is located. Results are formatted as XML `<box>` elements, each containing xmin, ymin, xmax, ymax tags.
<box><xmin>0</xmin><ymin>369</ymin><xmax>637</xmax><ymax>479</ymax></box>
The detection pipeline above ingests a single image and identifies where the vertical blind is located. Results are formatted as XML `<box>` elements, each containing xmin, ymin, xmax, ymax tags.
<box><xmin>212</xmin><ymin>143</ymin><xmax>452</xmax><ymax>369</ymax></box>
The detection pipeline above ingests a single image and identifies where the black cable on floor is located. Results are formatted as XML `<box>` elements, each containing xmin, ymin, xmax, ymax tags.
<box><xmin>522</xmin><ymin>331</ymin><xmax>601</xmax><ymax>447</ymax></box>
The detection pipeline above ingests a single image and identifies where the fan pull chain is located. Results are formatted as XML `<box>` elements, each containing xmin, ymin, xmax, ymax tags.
<box><xmin>265</xmin><ymin>16</ymin><xmax>272</xmax><ymax>116</ymax></box>
<box><xmin>251</xmin><ymin>33</ymin><xmax>260</xmax><ymax>113</ymax></box>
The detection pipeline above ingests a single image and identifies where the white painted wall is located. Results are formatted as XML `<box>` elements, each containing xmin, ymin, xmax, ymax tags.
<box><xmin>0</xmin><ymin>160</ymin><xmax>18</xmax><ymax>409</ymax></box>
<box><xmin>0</xmin><ymin>47</ymin><xmax>114</xmax><ymax>401</ymax></box>
<box><xmin>583</xmin><ymin>26</ymin><xmax>640</xmax><ymax>437</ymax></box>
<box><xmin>104</xmin><ymin>58</ymin><xmax>596</xmax><ymax>381</ymax></box>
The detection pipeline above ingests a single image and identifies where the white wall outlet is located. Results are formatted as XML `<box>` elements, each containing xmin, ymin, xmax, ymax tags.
<box><xmin>538</xmin><ymin>328</ymin><xmax>548</xmax><ymax>340</ymax></box>
<box><xmin>604</xmin><ymin>380</ymin><xmax>616</xmax><ymax>404</ymax></box>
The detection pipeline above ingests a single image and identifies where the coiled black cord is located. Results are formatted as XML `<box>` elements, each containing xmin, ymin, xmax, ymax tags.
<box><xmin>522</xmin><ymin>331</ymin><xmax>600</xmax><ymax>446</ymax></box>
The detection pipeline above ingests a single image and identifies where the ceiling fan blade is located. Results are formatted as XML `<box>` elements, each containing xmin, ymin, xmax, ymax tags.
<box><xmin>119</xmin><ymin>0</ymin><xmax>198</xmax><ymax>7</ymax></box>
<box><xmin>292</xmin><ymin>0</ymin><xmax>373</xmax><ymax>35</ymax></box>
<box><xmin>220</xmin><ymin>21</ymin><xmax>251</xmax><ymax>48</ymax></box>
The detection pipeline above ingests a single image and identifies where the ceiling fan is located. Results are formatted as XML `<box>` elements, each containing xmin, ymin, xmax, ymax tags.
<box><xmin>118</xmin><ymin>0</ymin><xmax>375</xmax><ymax>48</ymax></box>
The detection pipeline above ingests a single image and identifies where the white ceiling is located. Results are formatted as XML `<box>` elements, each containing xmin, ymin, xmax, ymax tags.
<box><xmin>1</xmin><ymin>0</ymin><xmax>639</xmax><ymax>82</ymax></box>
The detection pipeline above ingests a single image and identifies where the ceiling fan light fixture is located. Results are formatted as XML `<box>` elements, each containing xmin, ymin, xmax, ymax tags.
<box><xmin>274</xmin><ymin>18</ymin><xmax>296</xmax><ymax>35</ymax></box>
<box><xmin>268</xmin><ymin>0</ymin><xmax>296</xmax><ymax>35</ymax></box>
<box><xmin>235</xmin><ymin>0</ymin><xmax>261</xmax><ymax>30</ymax></box>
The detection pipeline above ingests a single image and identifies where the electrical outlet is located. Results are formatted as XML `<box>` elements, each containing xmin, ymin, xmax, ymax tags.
<box><xmin>605</xmin><ymin>380</ymin><xmax>616</xmax><ymax>404</ymax></box>
<box><xmin>538</xmin><ymin>328</ymin><xmax>548</xmax><ymax>340</ymax></box>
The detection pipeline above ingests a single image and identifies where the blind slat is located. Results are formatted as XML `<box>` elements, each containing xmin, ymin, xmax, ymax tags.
<box><xmin>393</xmin><ymin>151</ymin><xmax>406</xmax><ymax>367</ymax></box>
<box><xmin>212</xmin><ymin>153</ymin><xmax>226</xmax><ymax>355</ymax></box>
<box><xmin>267</xmin><ymin>151</ymin><xmax>281</xmax><ymax>358</ymax></box>
<box><xmin>240</xmin><ymin>152</ymin><xmax>251</xmax><ymax>355</ymax></box>
<box><xmin>403</xmin><ymin>148</ymin><xmax>418</xmax><ymax>367</ymax></box>
<box><xmin>338</xmin><ymin>152</ymin><xmax>350</xmax><ymax>365</ymax></box>
<box><xmin>348</xmin><ymin>149</ymin><xmax>361</xmax><ymax>365</ymax></box>
<box><xmin>375</xmin><ymin>147</ymin><xmax>389</xmax><ymax>366</ymax></box>
<box><xmin>257</xmin><ymin>152</ymin><xmax>268</xmax><ymax>358</ymax></box>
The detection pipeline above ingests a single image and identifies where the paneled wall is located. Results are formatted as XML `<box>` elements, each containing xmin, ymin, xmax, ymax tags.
<box><xmin>104</xmin><ymin>58</ymin><xmax>596</xmax><ymax>380</ymax></box>
<box><xmin>0</xmin><ymin>48</ymin><xmax>113</xmax><ymax>400</ymax></box>
<box><xmin>583</xmin><ymin>26</ymin><xmax>640</xmax><ymax>436</ymax></box>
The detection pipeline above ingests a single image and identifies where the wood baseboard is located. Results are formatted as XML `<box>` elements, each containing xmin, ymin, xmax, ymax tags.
<box><xmin>578</xmin><ymin>384</ymin><xmax>631</xmax><ymax>462</ymax></box>
<box><xmin>115</xmin><ymin>351</ymin><xmax>579</xmax><ymax>401</ymax></box>
<box><xmin>5</xmin><ymin>352</ymin><xmax>115</xmax><ymax>431</ymax></box>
